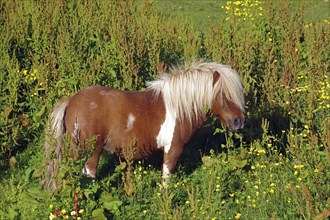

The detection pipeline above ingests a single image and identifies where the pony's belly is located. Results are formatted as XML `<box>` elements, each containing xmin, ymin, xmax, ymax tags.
<box><xmin>103</xmin><ymin>139</ymin><xmax>161</xmax><ymax>161</ymax></box>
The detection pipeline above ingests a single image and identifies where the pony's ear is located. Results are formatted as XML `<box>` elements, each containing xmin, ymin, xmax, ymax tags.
<box><xmin>213</xmin><ymin>71</ymin><xmax>220</xmax><ymax>86</ymax></box>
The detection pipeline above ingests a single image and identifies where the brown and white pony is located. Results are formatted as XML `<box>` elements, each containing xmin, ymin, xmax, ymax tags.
<box><xmin>44</xmin><ymin>61</ymin><xmax>245</xmax><ymax>190</ymax></box>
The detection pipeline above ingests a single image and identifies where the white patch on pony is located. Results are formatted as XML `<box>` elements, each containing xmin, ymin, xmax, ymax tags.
<box><xmin>82</xmin><ymin>165</ymin><xmax>95</xmax><ymax>178</ymax></box>
<box><xmin>73</xmin><ymin>119</ymin><xmax>80</xmax><ymax>143</ymax></box>
<box><xmin>162</xmin><ymin>164</ymin><xmax>172</xmax><ymax>187</ymax></box>
<box><xmin>90</xmin><ymin>101</ymin><xmax>98</xmax><ymax>109</ymax></box>
<box><xmin>125</xmin><ymin>113</ymin><xmax>136</xmax><ymax>131</ymax></box>
<box><xmin>156</xmin><ymin>110</ymin><xmax>176</xmax><ymax>152</ymax></box>
<box><xmin>99</xmin><ymin>90</ymin><xmax>112</xmax><ymax>96</ymax></box>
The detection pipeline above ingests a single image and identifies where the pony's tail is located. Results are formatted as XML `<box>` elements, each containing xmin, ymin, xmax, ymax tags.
<box><xmin>43</xmin><ymin>98</ymin><xmax>70</xmax><ymax>191</ymax></box>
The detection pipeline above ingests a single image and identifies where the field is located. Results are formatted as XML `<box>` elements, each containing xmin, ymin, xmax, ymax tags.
<box><xmin>0</xmin><ymin>0</ymin><xmax>329</xmax><ymax>219</ymax></box>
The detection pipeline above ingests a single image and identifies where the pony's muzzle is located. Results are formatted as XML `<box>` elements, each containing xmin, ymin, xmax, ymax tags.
<box><xmin>229</xmin><ymin>117</ymin><xmax>244</xmax><ymax>131</ymax></box>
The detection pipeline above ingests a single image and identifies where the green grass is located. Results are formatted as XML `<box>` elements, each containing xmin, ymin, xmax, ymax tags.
<box><xmin>0</xmin><ymin>0</ymin><xmax>329</xmax><ymax>219</ymax></box>
<box><xmin>152</xmin><ymin>0</ymin><xmax>330</xmax><ymax>31</ymax></box>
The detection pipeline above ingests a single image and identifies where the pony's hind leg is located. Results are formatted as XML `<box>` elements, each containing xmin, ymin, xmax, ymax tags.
<box><xmin>82</xmin><ymin>141</ymin><xmax>103</xmax><ymax>179</ymax></box>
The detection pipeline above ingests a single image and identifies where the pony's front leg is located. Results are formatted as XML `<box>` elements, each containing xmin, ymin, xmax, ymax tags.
<box><xmin>162</xmin><ymin>143</ymin><xmax>184</xmax><ymax>187</ymax></box>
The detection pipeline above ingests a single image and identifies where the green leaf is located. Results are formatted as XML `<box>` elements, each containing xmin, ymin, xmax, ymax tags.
<box><xmin>201</xmin><ymin>155</ymin><xmax>214</xmax><ymax>167</ymax></box>
<box><xmin>32</xmin><ymin>167</ymin><xmax>44</xmax><ymax>177</ymax></box>
<box><xmin>92</xmin><ymin>208</ymin><xmax>107</xmax><ymax>220</ymax></box>
<box><xmin>228</xmin><ymin>156</ymin><xmax>247</xmax><ymax>169</ymax></box>
<box><xmin>26</xmin><ymin>187</ymin><xmax>50</xmax><ymax>200</ymax></box>
<box><xmin>103</xmin><ymin>200</ymin><xmax>123</xmax><ymax>211</ymax></box>
<box><xmin>33</xmin><ymin>106</ymin><xmax>45</xmax><ymax>121</ymax></box>
<box><xmin>115</xmin><ymin>162</ymin><xmax>126</xmax><ymax>172</ymax></box>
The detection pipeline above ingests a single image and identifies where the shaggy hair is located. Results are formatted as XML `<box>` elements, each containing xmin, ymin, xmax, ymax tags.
<box><xmin>147</xmin><ymin>61</ymin><xmax>245</xmax><ymax>123</ymax></box>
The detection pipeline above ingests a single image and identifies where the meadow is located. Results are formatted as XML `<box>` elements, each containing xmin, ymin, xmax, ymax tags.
<box><xmin>0</xmin><ymin>0</ymin><xmax>329</xmax><ymax>219</ymax></box>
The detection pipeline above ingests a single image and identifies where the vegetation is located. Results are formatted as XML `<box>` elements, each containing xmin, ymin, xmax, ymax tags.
<box><xmin>0</xmin><ymin>0</ymin><xmax>329</xmax><ymax>219</ymax></box>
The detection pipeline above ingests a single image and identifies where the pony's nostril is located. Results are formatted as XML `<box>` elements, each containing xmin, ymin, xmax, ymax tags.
<box><xmin>234</xmin><ymin>118</ymin><xmax>240</xmax><ymax>126</ymax></box>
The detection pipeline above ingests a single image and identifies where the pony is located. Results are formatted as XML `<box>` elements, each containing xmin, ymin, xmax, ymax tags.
<box><xmin>44</xmin><ymin>61</ymin><xmax>245</xmax><ymax>191</ymax></box>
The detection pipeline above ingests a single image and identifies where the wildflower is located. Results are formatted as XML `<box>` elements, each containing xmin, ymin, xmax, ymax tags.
<box><xmin>61</xmin><ymin>209</ymin><xmax>67</xmax><ymax>215</ymax></box>
<box><xmin>143</xmin><ymin>210</ymin><xmax>147</xmax><ymax>214</ymax></box>
<box><xmin>294</xmin><ymin>164</ymin><xmax>304</xmax><ymax>169</ymax></box>
<box><xmin>257</xmin><ymin>149</ymin><xmax>266</xmax><ymax>154</ymax></box>
<box><xmin>49</xmin><ymin>205</ymin><xmax>54</xmax><ymax>209</ymax></box>
<box><xmin>79</xmin><ymin>209</ymin><xmax>84</xmax><ymax>214</ymax></box>
<box><xmin>314</xmin><ymin>168</ymin><xmax>319</xmax><ymax>173</ymax></box>
<box><xmin>49</xmin><ymin>213</ymin><xmax>56</xmax><ymax>220</ymax></box>
<box><xmin>77</xmin><ymin>217</ymin><xmax>81</xmax><ymax>220</ymax></box>
<box><xmin>71</xmin><ymin>211</ymin><xmax>76</xmax><ymax>216</ymax></box>
<box><xmin>185</xmin><ymin>200</ymin><xmax>190</xmax><ymax>205</ymax></box>
<box><xmin>234</xmin><ymin>213</ymin><xmax>241</xmax><ymax>219</ymax></box>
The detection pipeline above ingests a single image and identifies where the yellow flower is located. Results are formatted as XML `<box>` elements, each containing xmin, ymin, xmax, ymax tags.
<box><xmin>294</xmin><ymin>164</ymin><xmax>304</xmax><ymax>169</ymax></box>
<box><xmin>49</xmin><ymin>204</ymin><xmax>54</xmax><ymax>209</ymax></box>
<box><xmin>257</xmin><ymin>149</ymin><xmax>266</xmax><ymax>154</ymax></box>
<box><xmin>234</xmin><ymin>213</ymin><xmax>241</xmax><ymax>219</ymax></box>
<box><xmin>70</xmin><ymin>211</ymin><xmax>76</xmax><ymax>216</ymax></box>
<box><xmin>79</xmin><ymin>209</ymin><xmax>84</xmax><ymax>214</ymax></box>
<box><xmin>49</xmin><ymin>213</ymin><xmax>56</xmax><ymax>220</ymax></box>
<box><xmin>61</xmin><ymin>209</ymin><xmax>67</xmax><ymax>215</ymax></box>
<box><xmin>185</xmin><ymin>200</ymin><xmax>190</xmax><ymax>205</ymax></box>
<box><xmin>143</xmin><ymin>210</ymin><xmax>147</xmax><ymax>214</ymax></box>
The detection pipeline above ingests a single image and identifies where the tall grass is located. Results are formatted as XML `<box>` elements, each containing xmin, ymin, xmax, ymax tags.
<box><xmin>0</xmin><ymin>0</ymin><xmax>329</xmax><ymax>219</ymax></box>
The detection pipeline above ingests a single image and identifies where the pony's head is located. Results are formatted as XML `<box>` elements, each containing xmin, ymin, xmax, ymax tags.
<box><xmin>147</xmin><ymin>61</ymin><xmax>245</xmax><ymax>131</ymax></box>
<box><xmin>210</xmin><ymin>70</ymin><xmax>245</xmax><ymax>131</ymax></box>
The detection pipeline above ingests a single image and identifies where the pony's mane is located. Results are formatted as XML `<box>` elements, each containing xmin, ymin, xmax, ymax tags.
<box><xmin>147</xmin><ymin>61</ymin><xmax>244</xmax><ymax>123</ymax></box>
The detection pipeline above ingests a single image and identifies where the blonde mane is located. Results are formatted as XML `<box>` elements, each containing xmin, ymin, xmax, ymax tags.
<box><xmin>147</xmin><ymin>61</ymin><xmax>245</xmax><ymax>123</ymax></box>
